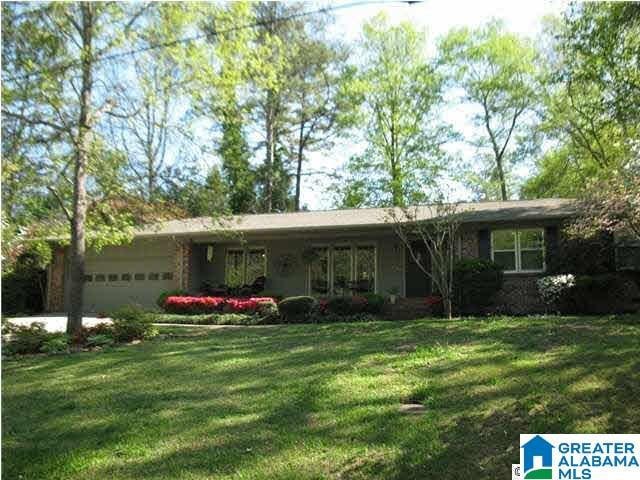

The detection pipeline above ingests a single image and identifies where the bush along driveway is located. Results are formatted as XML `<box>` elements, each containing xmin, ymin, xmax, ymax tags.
<box><xmin>2</xmin><ymin>314</ymin><xmax>639</xmax><ymax>480</ymax></box>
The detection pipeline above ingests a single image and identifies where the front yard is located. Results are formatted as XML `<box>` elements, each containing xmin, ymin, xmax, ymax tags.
<box><xmin>3</xmin><ymin>315</ymin><xmax>639</xmax><ymax>480</ymax></box>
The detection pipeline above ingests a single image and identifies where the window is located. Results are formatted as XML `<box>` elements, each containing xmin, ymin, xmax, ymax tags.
<box><xmin>162</xmin><ymin>272</ymin><xmax>173</xmax><ymax>280</ymax></box>
<box><xmin>225</xmin><ymin>247</ymin><xmax>267</xmax><ymax>287</ymax></box>
<box><xmin>108</xmin><ymin>274</ymin><xmax>118</xmax><ymax>282</ymax></box>
<box><xmin>148</xmin><ymin>273</ymin><xmax>160</xmax><ymax>281</ymax></box>
<box><xmin>84</xmin><ymin>274</ymin><xmax>93</xmax><ymax>282</ymax></box>
<box><xmin>332</xmin><ymin>246</ymin><xmax>352</xmax><ymax>295</ymax></box>
<box><xmin>134</xmin><ymin>273</ymin><xmax>145</xmax><ymax>281</ymax></box>
<box><xmin>491</xmin><ymin>229</ymin><xmax>545</xmax><ymax>273</ymax></box>
<box><xmin>355</xmin><ymin>246</ymin><xmax>376</xmax><ymax>293</ymax></box>
<box><xmin>310</xmin><ymin>247</ymin><xmax>329</xmax><ymax>295</ymax></box>
<box><xmin>246</xmin><ymin>248</ymin><xmax>267</xmax><ymax>284</ymax></box>
<box><xmin>308</xmin><ymin>244</ymin><xmax>376</xmax><ymax>295</ymax></box>
<box><xmin>121</xmin><ymin>273</ymin><xmax>131</xmax><ymax>282</ymax></box>
<box><xmin>95</xmin><ymin>274</ymin><xmax>106</xmax><ymax>282</ymax></box>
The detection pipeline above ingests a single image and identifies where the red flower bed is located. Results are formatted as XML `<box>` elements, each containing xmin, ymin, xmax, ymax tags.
<box><xmin>425</xmin><ymin>295</ymin><xmax>443</xmax><ymax>306</ymax></box>
<box><xmin>164</xmin><ymin>296</ymin><xmax>276</xmax><ymax>315</ymax></box>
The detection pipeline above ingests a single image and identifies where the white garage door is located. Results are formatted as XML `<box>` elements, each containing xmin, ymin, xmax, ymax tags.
<box><xmin>82</xmin><ymin>241</ymin><xmax>175</xmax><ymax>312</ymax></box>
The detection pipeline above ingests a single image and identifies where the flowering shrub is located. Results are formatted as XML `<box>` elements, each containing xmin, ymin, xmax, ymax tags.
<box><xmin>425</xmin><ymin>295</ymin><xmax>443</xmax><ymax>306</ymax></box>
<box><xmin>164</xmin><ymin>296</ymin><xmax>276</xmax><ymax>315</ymax></box>
<box><xmin>537</xmin><ymin>274</ymin><xmax>576</xmax><ymax>306</ymax></box>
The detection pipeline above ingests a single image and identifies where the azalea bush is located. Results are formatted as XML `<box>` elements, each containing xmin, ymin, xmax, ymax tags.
<box><xmin>537</xmin><ymin>274</ymin><xmax>576</xmax><ymax>307</ymax></box>
<box><xmin>163</xmin><ymin>295</ymin><xmax>276</xmax><ymax>315</ymax></box>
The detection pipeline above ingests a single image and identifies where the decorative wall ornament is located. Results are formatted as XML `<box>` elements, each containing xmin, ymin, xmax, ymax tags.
<box><xmin>276</xmin><ymin>253</ymin><xmax>298</xmax><ymax>277</ymax></box>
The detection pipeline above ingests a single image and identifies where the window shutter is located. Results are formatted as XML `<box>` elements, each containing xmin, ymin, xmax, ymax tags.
<box><xmin>545</xmin><ymin>225</ymin><xmax>559</xmax><ymax>272</ymax></box>
<box><xmin>478</xmin><ymin>229</ymin><xmax>491</xmax><ymax>259</ymax></box>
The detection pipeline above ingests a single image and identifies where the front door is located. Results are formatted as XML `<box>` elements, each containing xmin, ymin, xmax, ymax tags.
<box><xmin>405</xmin><ymin>242</ymin><xmax>431</xmax><ymax>297</ymax></box>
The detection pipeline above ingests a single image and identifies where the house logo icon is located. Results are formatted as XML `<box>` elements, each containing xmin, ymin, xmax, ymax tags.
<box><xmin>521</xmin><ymin>435</ymin><xmax>554</xmax><ymax>479</ymax></box>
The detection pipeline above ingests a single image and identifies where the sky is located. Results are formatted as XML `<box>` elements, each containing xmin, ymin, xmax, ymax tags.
<box><xmin>297</xmin><ymin>0</ymin><xmax>568</xmax><ymax>210</ymax></box>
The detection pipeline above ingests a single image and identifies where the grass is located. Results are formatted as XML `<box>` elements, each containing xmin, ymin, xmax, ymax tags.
<box><xmin>2</xmin><ymin>314</ymin><xmax>639</xmax><ymax>480</ymax></box>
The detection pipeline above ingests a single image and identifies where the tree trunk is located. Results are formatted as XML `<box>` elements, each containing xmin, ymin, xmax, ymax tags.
<box><xmin>67</xmin><ymin>3</ymin><xmax>93</xmax><ymax>335</ymax></box>
<box><xmin>496</xmin><ymin>154</ymin><xmax>508</xmax><ymax>201</ymax></box>
<box><xmin>294</xmin><ymin>121</ymin><xmax>305</xmax><ymax>211</ymax></box>
<box><xmin>264</xmin><ymin>91</ymin><xmax>275</xmax><ymax>213</ymax></box>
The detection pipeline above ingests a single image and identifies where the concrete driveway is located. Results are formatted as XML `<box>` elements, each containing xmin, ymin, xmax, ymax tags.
<box><xmin>6</xmin><ymin>314</ymin><xmax>111</xmax><ymax>333</ymax></box>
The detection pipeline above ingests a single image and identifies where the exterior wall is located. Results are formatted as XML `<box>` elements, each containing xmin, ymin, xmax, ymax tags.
<box><xmin>493</xmin><ymin>275</ymin><xmax>545</xmax><ymax>314</ymax></box>
<box><xmin>459</xmin><ymin>227</ymin><xmax>479</xmax><ymax>258</ymax></box>
<box><xmin>46</xmin><ymin>246</ymin><xmax>66</xmax><ymax>312</ymax></box>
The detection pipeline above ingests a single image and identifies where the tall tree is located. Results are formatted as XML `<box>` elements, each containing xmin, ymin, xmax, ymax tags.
<box><xmin>522</xmin><ymin>4</ymin><xmax>640</xmax><ymax>198</ymax></box>
<box><xmin>439</xmin><ymin>20</ymin><xmax>539</xmax><ymax>200</ymax></box>
<box><xmin>283</xmin><ymin>16</ymin><xmax>353</xmax><ymax>211</ymax></box>
<box><xmin>2</xmin><ymin>2</ymin><xmax>146</xmax><ymax>334</ymax></box>
<box><xmin>335</xmin><ymin>14</ymin><xmax>447</xmax><ymax>207</ymax></box>
<box><xmin>218</xmin><ymin>103</ymin><xmax>256</xmax><ymax>213</ymax></box>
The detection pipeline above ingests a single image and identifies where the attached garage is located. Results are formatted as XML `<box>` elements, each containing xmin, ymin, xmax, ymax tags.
<box><xmin>80</xmin><ymin>239</ymin><xmax>175</xmax><ymax>312</ymax></box>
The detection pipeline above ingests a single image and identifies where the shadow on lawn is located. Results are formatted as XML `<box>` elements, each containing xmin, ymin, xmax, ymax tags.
<box><xmin>2</xmin><ymin>315</ymin><xmax>639</xmax><ymax>480</ymax></box>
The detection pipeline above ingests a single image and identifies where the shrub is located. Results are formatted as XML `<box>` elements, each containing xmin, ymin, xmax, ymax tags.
<box><xmin>157</xmin><ymin>289</ymin><xmax>188</xmax><ymax>310</ymax></box>
<box><xmin>150</xmin><ymin>313</ymin><xmax>262</xmax><ymax>326</ymax></box>
<box><xmin>163</xmin><ymin>296</ymin><xmax>276</xmax><ymax>315</ymax></box>
<box><xmin>110</xmin><ymin>305</ymin><xmax>158</xmax><ymax>342</ymax></box>
<box><xmin>453</xmin><ymin>259</ymin><xmax>504</xmax><ymax>314</ymax></box>
<box><xmin>3</xmin><ymin>322</ymin><xmax>50</xmax><ymax>355</ymax></box>
<box><xmin>72</xmin><ymin>322</ymin><xmax>114</xmax><ymax>345</ymax></box>
<box><xmin>86</xmin><ymin>334</ymin><xmax>115</xmax><ymax>348</ymax></box>
<box><xmin>40</xmin><ymin>334</ymin><xmax>70</xmax><ymax>354</ymax></box>
<box><xmin>362</xmin><ymin>293</ymin><xmax>386</xmax><ymax>313</ymax></box>
<box><xmin>278</xmin><ymin>296</ymin><xmax>317</xmax><ymax>322</ymax></box>
<box><xmin>567</xmin><ymin>273</ymin><xmax>639</xmax><ymax>314</ymax></box>
<box><xmin>537</xmin><ymin>274</ymin><xmax>576</xmax><ymax>308</ymax></box>
<box><xmin>224</xmin><ymin>297</ymin><xmax>277</xmax><ymax>314</ymax></box>
<box><xmin>325</xmin><ymin>296</ymin><xmax>370</xmax><ymax>315</ymax></box>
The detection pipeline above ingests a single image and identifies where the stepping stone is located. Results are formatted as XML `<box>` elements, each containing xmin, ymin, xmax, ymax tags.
<box><xmin>399</xmin><ymin>403</ymin><xmax>426</xmax><ymax>414</ymax></box>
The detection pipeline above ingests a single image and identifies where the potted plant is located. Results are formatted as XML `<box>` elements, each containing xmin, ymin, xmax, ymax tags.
<box><xmin>388</xmin><ymin>286</ymin><xmax>400</xmax><ymax>304</ymax></box>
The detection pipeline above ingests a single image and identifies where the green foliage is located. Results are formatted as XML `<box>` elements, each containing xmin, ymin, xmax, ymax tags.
<box><xmin>40</xmin><ymin>334</ymin><xmax>70</xmax><ymax>354</ymax></box>
<box><xmin>150</xmin><ymin>313</ymin><xmax>262</xmax><ymax>326</ymax></box>
<box><xmin>110</xmin><ymin>305</ymin><xmax>158</xmax><ymax>342</ymax></box>
<box><xmin>439</xmin><ymin>20</ymin><xmax>539</xmax><ymax>200</ymax></box>
<box><xmin>324</xmin><ymin>296</ymin><xmax>383</xmax><ymax>315</ymax></box>
<box><xmin>547</xmin><ymin>232</ymin><xmax>615</xmax><ymax>275</ymax></box>
<box><xmin>85</xmin><ymin>334</ymin><xmax>115</xmax><ymax>348</ymax></box>
<box><xmin>3</xmin><ymin>322</ymin><xmax>50</xmax><ymax>355</ymax></box>
<box><xmin>453</xmin><ymin>259</ymin><xmax>504</xmax><ymax>314</ymax></box>
<box><xmin>277</xmin><ymin>296</ymin><xmax>317</xmax><ymax>322</ymax></box>
<box><xmin>1</xmin><ymin>252</ymin><xmax>47</xmax><ymax>315</ymax></box>
<box><xmin>561</xmin><ymin>273</ymin><xmax>640</xmax><ymax>315</ymax></box>
<box><xmin>524</xmin><ymin>4</ymin><xmax>640</xmax><ymax>198</ymax></box>
<box><xmin>362</xmin><ymin>293</ymin><xmax>386</xmax><ymax>314</ymax></box>
<box><xmin>335</xmin><ymin>13</ymin><xmax>448</xmax><ymax>207</ymax></box>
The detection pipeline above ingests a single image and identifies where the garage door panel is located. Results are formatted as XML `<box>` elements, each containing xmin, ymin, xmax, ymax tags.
<box><xmin>83</xmin><ymin>254</ymin><xmax>175</xmax><ymax>312</ymax></box>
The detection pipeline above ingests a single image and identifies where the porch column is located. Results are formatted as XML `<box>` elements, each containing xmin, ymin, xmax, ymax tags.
<box><xmin>46</xmin><ymin>246</ymin><xmax>66</xmax><ymax>312</ymax></box>
<box><xmin>174</xmin><ymin>239</ymin><xmax>193</xmax><ymax>291</ymax></box>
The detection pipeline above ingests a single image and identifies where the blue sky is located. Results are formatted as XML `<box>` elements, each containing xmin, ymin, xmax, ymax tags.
<box><xmin>295</xmin><ymin>0</ymin><xmax>568</xmax><ymax>209</ymax></box>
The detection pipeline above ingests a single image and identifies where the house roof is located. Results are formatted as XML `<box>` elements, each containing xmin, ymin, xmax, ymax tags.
<box><xmin>134</xmin><ymin>198</ymin><xmax>577</xmax><ymax>239</ymax></box>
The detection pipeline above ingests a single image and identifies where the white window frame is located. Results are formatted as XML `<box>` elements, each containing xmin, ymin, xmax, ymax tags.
<box><xmin>224</xmin><ymin>246</ymin><xmax>267</xmax><ymax>286</ymax></box>
<box><xmin>307</xmin><ymin>242</ymin><xmax>377</xmax><ymax>295</ymax></box>
<box><xmin>491</xmin><ymin>228</ymin><xmax>545</xmax><ymax>274</ymax></box>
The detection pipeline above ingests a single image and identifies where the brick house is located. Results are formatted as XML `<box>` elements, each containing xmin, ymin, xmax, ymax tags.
<box><xmin>46</xmin><ymin>198</ymin><xmax>580</xmax><ymax>314</ymax></box>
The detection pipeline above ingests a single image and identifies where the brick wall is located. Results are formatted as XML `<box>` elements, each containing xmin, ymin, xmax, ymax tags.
<box><xmin>459</xmin><ymin>229</ymin><xmax>478</xmax><ymax>258</ymax></box>
<box><xmin>174</xmin><ymin>240</ymin><xmax>193</xmax><ymax>291</ymax></box>
<box><xmin>46</xmin><ymin>246</ymin><xmax>66</xmax><ymax>312</ymax></box>
<box><xmin>493</xmin><ymin>275</ymin><xmax>545</xmax><ymax>314</ymax></box>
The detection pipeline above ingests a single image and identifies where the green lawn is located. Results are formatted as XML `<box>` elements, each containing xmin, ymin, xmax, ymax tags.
<box><xmin>3</xmin><ymin>315</ymin><xmax>639</xmax><ymax>480</ymax></box>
